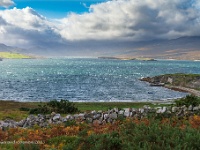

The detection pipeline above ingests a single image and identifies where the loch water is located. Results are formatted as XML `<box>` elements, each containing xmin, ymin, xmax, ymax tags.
<box><xmin>0</xmin><ymin>58</ymin><xmax>200</xmax><ymax>102</ymax></box>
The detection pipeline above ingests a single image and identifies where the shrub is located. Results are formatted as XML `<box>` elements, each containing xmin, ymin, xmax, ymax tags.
<box><xmin>29</xmin><ymin>104</ymin><xmax>50</xmax><ymax>114</ymax></box>
<box><xmin>175</xmin><ymin>95</ymin><xmax>200</xmax><ymax>107</ymax></box>
<box><xmin>47</xmin><ymin>99</ymin><xmax>78</xmax><ymax>114</ymax></box>
<box><xmin>29</xmin><ymin>100</ymin><xmax>78</xmax><ymax>114</ymax></box>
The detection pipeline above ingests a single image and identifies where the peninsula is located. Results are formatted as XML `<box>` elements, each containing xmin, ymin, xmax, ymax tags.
<box><xmin>98</xmin><ymin>56</ymin><xmax>156</xmax><ymax>61</ymax></box>
<box><xmin>140</xmin><ymin>73</ymin><xmax>200</xmax><ymax>96</ymax></box>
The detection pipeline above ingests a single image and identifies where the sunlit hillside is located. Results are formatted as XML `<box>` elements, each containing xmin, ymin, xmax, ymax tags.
<box><xmin>0</xmin><ymin>52</ymin><xmax>32</xmax><ymax>59</ymax></box>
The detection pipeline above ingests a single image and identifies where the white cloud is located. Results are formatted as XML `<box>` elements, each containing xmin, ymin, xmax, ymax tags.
<box><xmin>0</xmin><ymin>0</ymin><xmax>14</xmax><ymax>8</ymax></box>
<box><xmin>0</xmin><ymin>0</ymin><xmax>200</xmax><ymax>50</ymax></box>
<box><xmin>0</xmin><ymin>7</ymin><xmax>62</xmax><ymax>47</ymax></box>
<box><xmin>58</xmin><ymin>0</ymin><xmax>200</xmax><ymax>41</ymax></box>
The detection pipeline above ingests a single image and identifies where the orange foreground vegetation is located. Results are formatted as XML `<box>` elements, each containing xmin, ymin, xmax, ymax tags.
<box><xmin>0</xmin><ymin>115</ymin><xmax>200</xmax><ymax>150</ymax></box>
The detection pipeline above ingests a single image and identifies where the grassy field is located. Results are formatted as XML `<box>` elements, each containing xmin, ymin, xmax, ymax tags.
<box><xmin>0</xmin><ymin>52</ymin><xmax>32</xmax><ymax>59</ymax></box>
<box><xmin>0</xmin><ymin>100</ymin><xmax>169</xmax><ymax>121</ymax></box>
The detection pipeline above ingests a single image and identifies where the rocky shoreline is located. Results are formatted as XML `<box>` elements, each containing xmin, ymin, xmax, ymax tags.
<box><xmin>1</xmin><ymin>104</ymin><xmax>200</xmax><ymax>129</ymax></box>
<box><xmin>140</xmin><ymin>73</ymin><xmax>200</xmax><ymax>96</ymax></box>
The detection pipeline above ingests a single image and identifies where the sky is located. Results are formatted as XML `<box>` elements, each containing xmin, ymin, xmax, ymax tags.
<box><xmin>0</xmin><ymin>0</ymin><xmax>200</xmax><ymax>56</ymax></box>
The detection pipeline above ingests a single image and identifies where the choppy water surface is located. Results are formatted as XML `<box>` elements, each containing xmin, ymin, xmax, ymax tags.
<box><xmin>0</xmin><ymin>58</ymin><xmax>200</xmax><ymax>102</ymax></box>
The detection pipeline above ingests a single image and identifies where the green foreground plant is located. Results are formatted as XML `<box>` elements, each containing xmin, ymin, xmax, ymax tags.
<box><xmin>175</xmin><ymin>95</ymin><xmax>200</xmax><ymax>107</ymax></box>
<box><xmin>28</xmin><ymin>100</ymin><xmax>78</xmax><ymax>114</ymax></box>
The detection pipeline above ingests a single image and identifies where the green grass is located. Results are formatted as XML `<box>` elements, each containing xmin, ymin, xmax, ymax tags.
<box><xmin>0</xmin><ymin>100</ymin><xmax>39</xmax><ymax>121</ymax></box>
<box><xmin>0</xmin><ymin>52</ymin><xmax>32</xmax><ymax>59</ymax></box>
<box><xmin>74</xmin><ymin>102</ymin><xmax>155</xmax><ymax>112</ymax></box>
<box><xmin>0</xmin><ymin>100</ymin><xmax>172</xmax><ymax>120</ymax></box>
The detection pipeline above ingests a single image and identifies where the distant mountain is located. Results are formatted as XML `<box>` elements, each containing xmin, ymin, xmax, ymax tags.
<box><xmin>0</xmin><ymin>43</ymin><xmax>41</xmax><ymax>58</ymax></box>
<box><xmin>0</xmin><ymin>43</ymin><xmax>25</xmax><ymax>53</ymax></box>
<box><xmin>1</xmin><ymin>36</ymin><xmax>200</xmax><ymax>60</ymax></box>
<box><xmin>115</xmin><ymin>36</ymin><xmax>200</xmax><ymax>60</ymax></box>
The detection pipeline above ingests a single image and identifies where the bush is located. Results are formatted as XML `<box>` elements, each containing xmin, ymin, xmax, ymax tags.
<box><xmin>175</xmin><ymin>95</ymin><xmax>200</xmax><ymax>107</ymax></box>
<box><xmin>29</xmin><ymin>104</ymin><xmax>50</xmax><ymax>114</ymax></box>
<box><xmin>29</xmin><ymin>100</ymin><xmax>78</xmax><ymax>114</ymax></box>
<box><xmin>47</xmin><ymin>99</ymin><xmax>78</xmax><ymax>114</ymax></box>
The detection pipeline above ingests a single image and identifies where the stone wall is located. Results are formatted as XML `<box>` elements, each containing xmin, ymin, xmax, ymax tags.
<box><xmin>1</xmin><ymin>104</ymin><xmax>200</xmax><ymax>129</ymax></box>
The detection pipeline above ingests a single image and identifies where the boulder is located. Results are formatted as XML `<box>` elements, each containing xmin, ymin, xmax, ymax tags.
<box><xmin>52</xmin><ymin>114</ymin><xmax>61</xmax><ymax>121</ymax></box>
<box><xmin>110</xmin><ymin>112</ymin><xmax>118</xmax><ymax>119</ymax></box>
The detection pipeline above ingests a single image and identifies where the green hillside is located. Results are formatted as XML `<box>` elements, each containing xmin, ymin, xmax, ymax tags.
<box><xmin>0</xmin><ymin>52</ymin><xmax>32</xmax><ymax>59</ymax></box>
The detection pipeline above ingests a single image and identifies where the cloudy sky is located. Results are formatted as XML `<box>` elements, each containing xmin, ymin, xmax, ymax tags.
<box><xmin>0</xmin><ymin>0</ymin><xmax>200</xmax><ymax>56</ymax></box>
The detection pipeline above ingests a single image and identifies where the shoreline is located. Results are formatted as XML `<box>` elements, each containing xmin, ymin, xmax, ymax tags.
<box><xmin>0</xmin><ymin>98</ymin><xmax>179</xmax><ymax>104</ymax></box>
<box><xmin>140</xmin><ymin>73</ymin><xmax>200</xmax><ymax>97</ymax></box>
<box><xmin>164</xmin><ymin>85</ymin><xmax>200</xmax><ymax>97</ymax></box>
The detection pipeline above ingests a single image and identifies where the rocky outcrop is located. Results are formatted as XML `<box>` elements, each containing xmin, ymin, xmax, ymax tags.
<box><xmin>0</xmin><ymin>105</ymin><xmax>200</xmax><ymax>129</ymax></box>
<box><xmin>140</xmin><ymin>73</ymin><xmax>200</xmax><ymax>96</ymax></box>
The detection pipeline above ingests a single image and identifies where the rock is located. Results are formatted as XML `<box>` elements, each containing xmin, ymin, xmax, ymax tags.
<box><xmin>73</xmin><ymin>114</ymin><xmax>79</xmax><ymax>119</ymax></box>
<box><xmin>78</xmin><ymin>113</ymin><xmax>85</xmax><ymax>120</ymax></box>
<box><xmin>91</xmin><ymin>110</ymin><xmax>97</xmax><ymax>115</ymax></box>
<box><xmin>51</xmin><ymin>112</ymin><xmax>56</xmax><ymax>116</ymax></box>
<box><xmin>124</xmin><ymin>111</ymin><xmax>130</xmax><ymax>117</ymax></box>
<box><xmin>143</xmin><ymin>105</ymin><xmax>151</xmax><ymax>111</ymax></box>
<box><xmin>104</xmin><ymin>114</ymin><xmax>109</xmax><ymax>120</ymax></box>
<box><xmin>99</xmin><ymin>117</ymin><xmax>104</xmax><ymax>122</ymax></box>
<box><xmin>172</xmin><ymin>106</ymin><xmax>178</xmax><ymax>113</ymax></box>
<box><xmin>62</xmin><ymin>118</ymin><xmax>68</xmax><ymax>122</ymax></box>
<box><xmin>39</xmin><ymin>122</ymin><xmax>48</xmax><ymax>127</ymax></box>
<box><xmin>181</xmin><ymin>105</ymin><xmax>187</xmax><ymax>111</ymax></box>
<box><xmin>93</xmin><ymin>114</ymin><xmax>101</xmax><ymax>120</ymax></box>
<box><xmin>110</xmin><ymin>112</ymin><xmax>118</xmax><ymax>119</ymax></box>
<box><xmin>66</xmin><ymin>115</ymin><xmax>74</xmax><ymax>121</ymax></box>
<box><xmin>124</xmin><ymin>108</ymin><xmax>131</xmax><ymax>117</ymax></box>
<box><xmin>45</xmin><ymin>114</ymin><xmax>51</xmax><ymax>119</ymax></box>
<box><xmin>52</xmin><ymin>114</ymin><xmax>61</xmax><ymax>121</ymax></box>
<box><xmin>107</xmin><ymin>118</ymin><xmax>113</xmax><ymax>123</ymax></box>
<box><xmin>162</xmin><ymin>107</ymin><xmax>167</xmax><ymax>113</ymax></box>
<box><xmin>16</xmin><ymin>119</ymin><xmax>26</xmax><ymax>127</ymax></box>
<box><xmin>55</xmin><ymin>121</ymin><xmax>62</xmax><ymax>124</ymax></box>
<box><xmin>23</xmin><ymin>120</ymin><xmax>29</xmax><ymax>128</ymax></box>
<box><xmin>139</xmin><ymin>108</ymin><xmax>144</xmax><ymax>113</ymax></box>
<box><xmin>123</xmin><ymin>108</ymin><xmax>131</xmax><ymax>112</ymax></box>
<box><xmin>113</xmin><ymin>108</ymin><xmax>119</xmax><ymax>113</ymax></box>
<box><xmin>188</xmin><ymin>105</ymin><xmax>193</xmax><ymax>111</ymax></box>
<box><xmin>193</xmin><ymin>106</ymin><xmax>199</xmax><ymax>111</ymax></box>
<box><xmin>1</xmin><ymin>122</ymin><xmax>9</xmax><ymax>128</ymax></box>
<box><xmin>48</xmin><ymin>119</ymin><xmax>53</xmax><ymax>124</ymax></box>
<box><xmin>156</xmin><ymin>108</ymin><xmax>163</xmax><ymax>114</ymax></box>
<box><xmin>177</xmin><ymin>109</ymin><xmax>184</xmax><ymax>117</ymax></box>
<box><xmin>118</xmin><ymin>110</ymin><xmax>124</xmax><ymax>115</ymax></box>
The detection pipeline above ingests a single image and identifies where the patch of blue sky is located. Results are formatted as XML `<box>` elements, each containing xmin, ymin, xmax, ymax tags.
<box><xmin>11</xmin><ymin>0</ymin><xmax>109</xmax><ymax>18</ymax></box>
